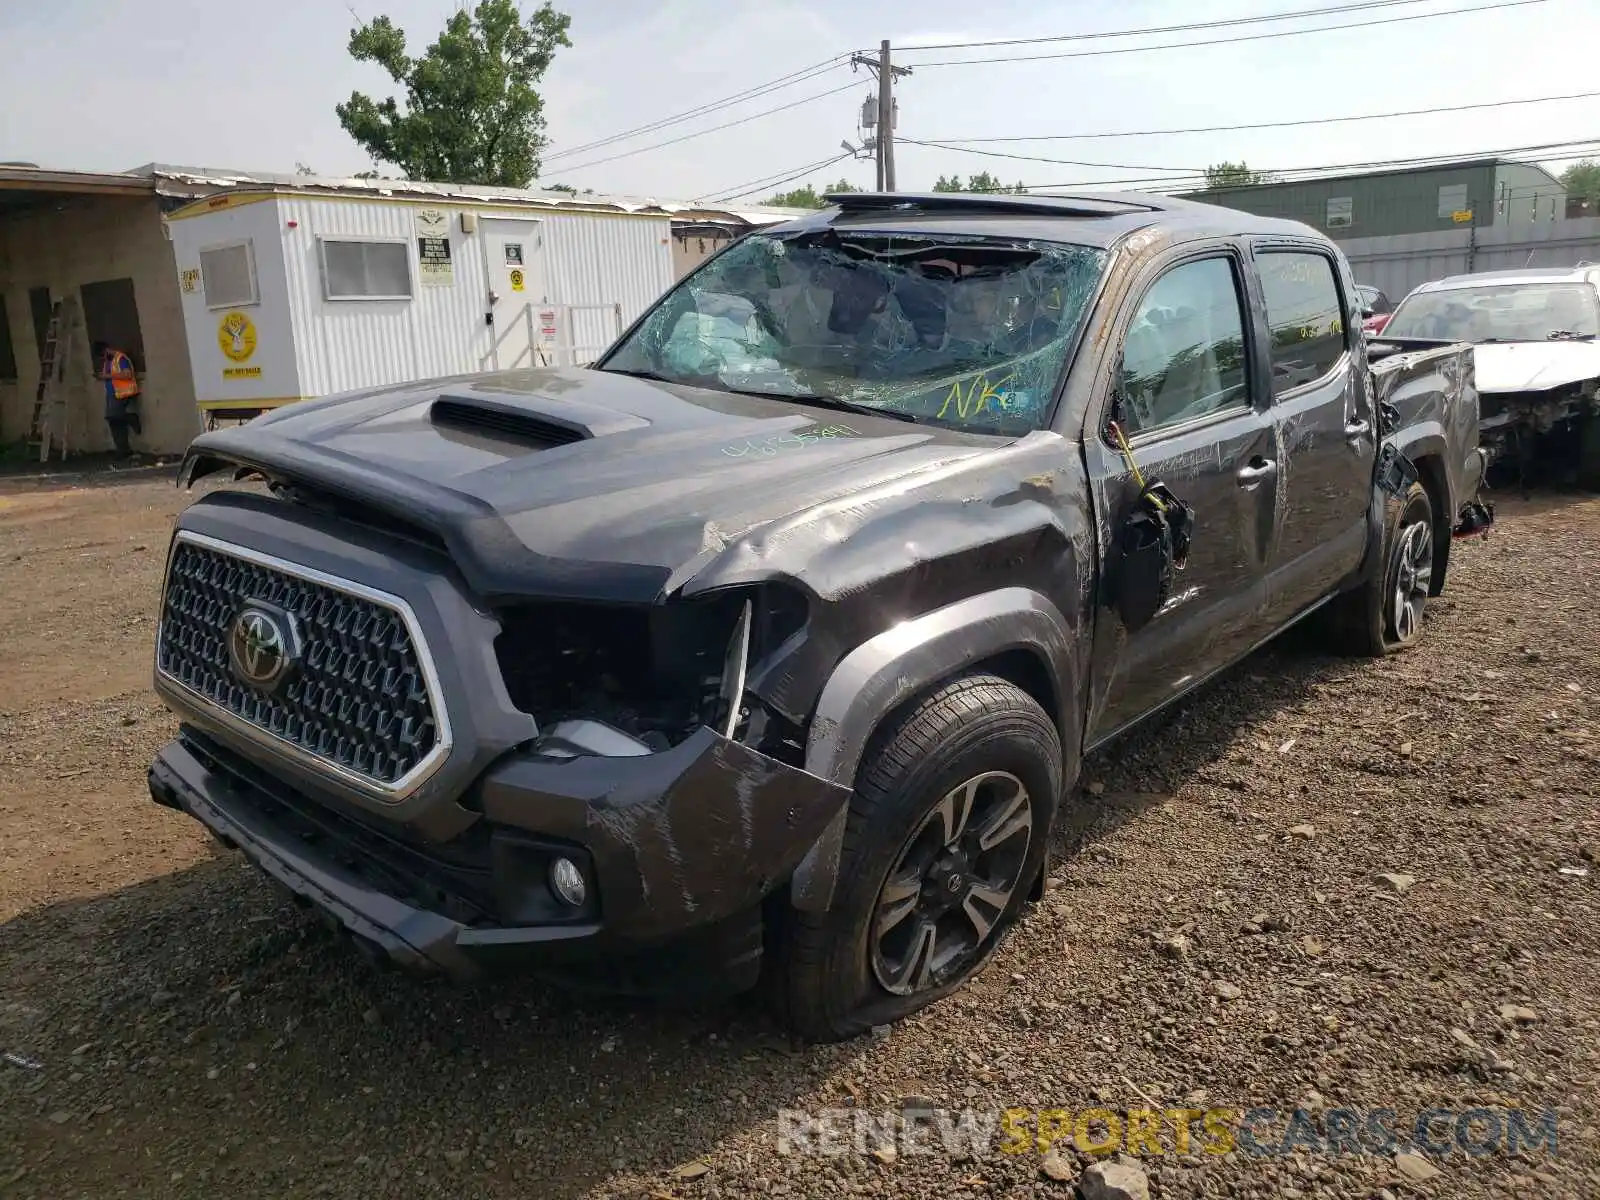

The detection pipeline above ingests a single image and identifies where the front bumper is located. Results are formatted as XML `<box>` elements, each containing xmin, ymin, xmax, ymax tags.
<box><xmin>150</xmin><ymin>727</ymin><xmax>850</xmax><ymax>979</ymax></box>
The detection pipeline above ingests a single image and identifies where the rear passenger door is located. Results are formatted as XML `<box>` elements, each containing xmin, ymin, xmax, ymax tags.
<box><xmin>1082</xmin><ymin>246</ymin><xmax>1280</xmax><ymax>746</ymax></box>
<box><xmin>1252</xmin><ymin>245</ymin><xmax>1373</xmax><ymax>625</ymax></box>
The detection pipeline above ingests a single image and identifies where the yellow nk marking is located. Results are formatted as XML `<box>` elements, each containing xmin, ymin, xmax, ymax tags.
<box><xmin>936</xmin><ymin>372</ymin><xmax>1017</xmax><ymax>420</ymax></box>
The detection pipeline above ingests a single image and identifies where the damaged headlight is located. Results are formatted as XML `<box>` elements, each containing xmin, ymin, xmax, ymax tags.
<box><xmin>494</xmin><ymin>585</ymin><xmax>807</xmax><ymax>757</ymax></box>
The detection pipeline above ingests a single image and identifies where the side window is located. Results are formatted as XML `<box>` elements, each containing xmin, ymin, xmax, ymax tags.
<box><xmin>1257</xmin><ymin>251</ymin><xmax>1346</xmax><ymax>395</ymax></box>
<box><xmin>1118</xmin><ymin>256</ymin><xmax>1249</xmax><ymax>436</ymax></box>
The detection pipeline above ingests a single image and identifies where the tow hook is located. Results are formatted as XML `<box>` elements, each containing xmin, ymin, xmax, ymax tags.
<box><xmin>1454</xmin><ymin>500</ymin><xmax>1495</xmax><ymax>540</ymax></box>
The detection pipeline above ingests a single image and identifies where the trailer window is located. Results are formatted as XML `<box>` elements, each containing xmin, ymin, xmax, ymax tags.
<box><xmin>200</xmin><ymin>241</ymin><xmax>259</xmax><ymax>309</ymax></box>
<box><xmin>320</xmin><ymin>239</ymin><xmax>413</xmax><ymax>301</ymax></box>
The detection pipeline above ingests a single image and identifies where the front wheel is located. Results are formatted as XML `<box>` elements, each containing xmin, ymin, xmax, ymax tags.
<box><xmin>779</xmin><ymin>674</ymin><xmax>1061</xmax><ymax>1043</ymax></box>
<box><xmin>1327</xmin><ymin>479</ymin><xmax>1434</xmax><ymax>656</ymax></box>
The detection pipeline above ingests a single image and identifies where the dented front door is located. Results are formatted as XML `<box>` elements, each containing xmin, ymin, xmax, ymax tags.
<box><xmin>1081</xmin><ymin>246</ymin><xmax>1280</xmax><ymax>746</ymax></box>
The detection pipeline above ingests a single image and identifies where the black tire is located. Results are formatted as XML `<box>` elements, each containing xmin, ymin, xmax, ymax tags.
<box><xmin>779</xmin><ymin>674</ymin><xmax>1061</xmax><ymax>1043</ymax></box>
<box><xmin>1327</xmin><ymin>480</ymin><xmax>1435</xmax><ymax>656</ymax></box>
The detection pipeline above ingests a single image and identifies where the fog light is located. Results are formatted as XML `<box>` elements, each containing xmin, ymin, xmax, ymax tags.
<box><xmin>549</xmin><ymin>857</ymin><xmax>587</xmax><ymax>907</ymax></box>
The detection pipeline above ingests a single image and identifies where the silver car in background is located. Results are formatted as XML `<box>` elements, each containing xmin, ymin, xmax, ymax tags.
<box><xmin>1374</xmin><ymin>265</ymin><xmax>1600</xmax><ymax>487</ymax></box>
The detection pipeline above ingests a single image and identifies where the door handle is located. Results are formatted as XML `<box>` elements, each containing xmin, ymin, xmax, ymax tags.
<box><xmin>1345</xmin><ymin>419</ymin><xmax>1371</xmax><ymax>440</ymax></box>
<box><xmin>1236</xmin><ymin>457</ymin><xmax>1277</xmax><ymax>489</ymax></box>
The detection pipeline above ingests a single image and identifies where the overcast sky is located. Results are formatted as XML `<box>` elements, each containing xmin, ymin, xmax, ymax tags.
<box><xmin>2</xmin><ymin>0</ymin><xmax>1596</xmax><ymax>203</ymax></box>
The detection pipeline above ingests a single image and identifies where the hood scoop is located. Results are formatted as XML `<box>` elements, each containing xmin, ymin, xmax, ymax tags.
<box><xmin>431</xmin><ymin>386</ymin><xmax>652</xmax><ymax>446</ymax></box>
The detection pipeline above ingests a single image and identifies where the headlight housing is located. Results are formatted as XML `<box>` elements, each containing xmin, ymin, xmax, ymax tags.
<box><xmin>493</xmin><ymin>584</ymin><xmax>808</xmax><ymax>751</ymax></box>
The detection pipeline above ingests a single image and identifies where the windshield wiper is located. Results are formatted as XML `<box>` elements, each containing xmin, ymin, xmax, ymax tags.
<box><xmin>791</xmin><ymin>393</ymin><xmax>921</xmax><ymax>423</ymax></box>
<box><xmin>601</xmin><ymin>366</ymin><xmax>676</xmax><ymax>383</ymax></box>
<box><xmin>1547</xmin><ymin>329</ymin><xmax>1596</xmax><ymax>341</ymax></box>
<box><xmin>722</xmin><ymin>388</ymin><xmax>920</xmax><ymax>423</ymax></box>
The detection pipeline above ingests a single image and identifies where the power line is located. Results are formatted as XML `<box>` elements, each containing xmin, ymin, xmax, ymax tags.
<box><xmin>548</xmin><ymin>81</ymin><xmax>861</xmax><ymax>175</ymax></box>
<box><xmin>697</xmin><ymin>153</ymin><xmax>858</xmax><ymax>204</ymax></box>
<box><xmin>901</xmin><ymin>138</ymin><xmax>1202</xmax><ymax>173</ymax></box>
<box><xmin>919</xmin><ymin>89</ymin><xmax>1600</xmax><ymax>145</ymax></box>
<box><xmin>970</xmin><ymin>138</ymin><xmax>1600</xmax><ymax>192</ymax></box>
<box><xmin>542</xmin><ymin>55</ymin><xmax>851</xmax><ymax>164</ymax></box>
<box><xmin>1075</xmin><ymin>148</ymin><xmax>1600</xmax><ymax>192</ymax></box>
<box><xmin>894</xmin><ymin>0</ymin><xmax>1457</xmax><ymax>53</ymax></box>
<box><xmin>900</xmin><ymin>135</ymin><xmax>1600</xmax><ymax>182</ymax></box>
<box><xmin>709</xmin><ymin>152</ymin><xmax>857</xmax><ymax>204</ymax></box>
<box><xmin>904</xmin><ymin>0</ymin><xmax>1547</xmax><ymax>67</ymax></box>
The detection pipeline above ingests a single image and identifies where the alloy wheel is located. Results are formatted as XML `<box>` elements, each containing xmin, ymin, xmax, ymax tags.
<box><xmin>1391</xmin><ymin>519</ymin><xmax>1432</xmax><ymax>642</ymax></box>
<box><xmin>869</xmin><ymin>771</ymin><xmax>1035</xmax><ymax>996</ymax></box>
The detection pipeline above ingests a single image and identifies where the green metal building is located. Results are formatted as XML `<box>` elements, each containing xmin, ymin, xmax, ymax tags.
<box><xmin>1180</xmin><ymin>158</ymin><xmax>1566</xmax><ymax>241</ymax></box>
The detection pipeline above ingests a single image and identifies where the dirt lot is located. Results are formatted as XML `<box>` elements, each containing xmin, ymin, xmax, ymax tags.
<box><xmin>1</xmin><ymin>470</ymin><xmax>1597</xmax><ymax>1200</ymax></box>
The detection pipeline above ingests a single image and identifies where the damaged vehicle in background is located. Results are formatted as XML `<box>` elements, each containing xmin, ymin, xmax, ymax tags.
<box><xmin>147</xmin><ymin>190</ymin><xmax>1489</xmax><ymax>1043</ymax></box>
<box><xmin>1371</xmin><ymin>264</ymin><xmax>1600</xmax><ymax>487</ymax></box>
<box><xmin>1355</xmin><ymin>284</ymin><xmax>1395</xmax><ymax>335</ymax></box>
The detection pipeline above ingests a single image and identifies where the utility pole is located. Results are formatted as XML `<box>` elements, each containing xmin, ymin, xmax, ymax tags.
<box><xmin>851</xmin><ymin>43</ymin><xmax>911</xmax><ymax>192</ymax></box>
<box><xmin>877</xmin><ymin>41</ymin><xmax>896</xmax><ymax>192</ymax></box>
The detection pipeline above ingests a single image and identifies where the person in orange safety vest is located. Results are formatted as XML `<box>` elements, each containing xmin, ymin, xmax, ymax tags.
<box><xmin>95</xmin><ymin>341</ymin><xmax>142</xmax><ymax>456</ymax></box>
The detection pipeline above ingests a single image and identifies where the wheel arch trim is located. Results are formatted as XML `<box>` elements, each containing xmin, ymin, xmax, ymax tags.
<box><xmin>789</xmin><ymin>587</ymin><xmax>1077</xmax><ymax>913</ymax></box>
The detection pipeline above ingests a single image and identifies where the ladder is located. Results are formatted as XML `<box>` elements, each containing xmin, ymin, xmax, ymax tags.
<box><xmin>26</xmin><ymin>298</ymin><xmax>79</xmax><ymax>462</ymax></box>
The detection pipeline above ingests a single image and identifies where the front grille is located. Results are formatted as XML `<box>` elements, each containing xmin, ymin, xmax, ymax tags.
<box><xmin>156</xmin><ymin>536</ymin><xmax>442</xmax><ymax>791</ymax></box>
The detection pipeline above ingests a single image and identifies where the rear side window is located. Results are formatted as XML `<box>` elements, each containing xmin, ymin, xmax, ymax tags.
<box><xmin>1118</xmin><ymin>256</ymin><xmax>1249</xmax><ymax>436</ymax></box>
<box><xmin>1257</xmin><ymin>251</ymin><xmax>1347</xmax><ymax>394</ymax></box>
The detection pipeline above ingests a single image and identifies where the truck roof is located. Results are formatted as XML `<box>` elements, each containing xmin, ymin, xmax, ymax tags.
<box><xmin>763</xmin><ymin>189</ymin><xmax>1326</xmax><ymax>249</ymax></box>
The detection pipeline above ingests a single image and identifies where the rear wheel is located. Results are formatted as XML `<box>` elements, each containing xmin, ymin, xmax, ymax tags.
<box><xmin>1327</xmin><ymin>480</ymin><xmax>1434</xmax><ymax>656</ymax></box>
<box><xmin>780</xmin><ymin>674</ymin><xmax>1060</xmax><ymax>1043</ymax></box>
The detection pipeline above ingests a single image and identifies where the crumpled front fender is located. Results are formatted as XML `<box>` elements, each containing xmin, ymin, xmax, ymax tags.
<box><xmin>479</xmin><ymin>727</ymin><xmax>852</xmax><ymax>940</ymax></box>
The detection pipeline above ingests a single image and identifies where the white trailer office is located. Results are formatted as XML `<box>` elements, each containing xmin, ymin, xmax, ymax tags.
<box><xmin>162</xmin><ymin>176</ymin><xmax>768</xmax><ymax>424</ymax></box>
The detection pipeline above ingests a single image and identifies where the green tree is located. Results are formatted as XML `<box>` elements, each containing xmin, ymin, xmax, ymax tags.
<box><xmin>763</xmin><ymin>179</ymin><xmax>860</xmax><ymax>208</ymax></box>
<box><xmin>1560</xmin><ymin>159</ymin><xmax>1600</xmax><ymax>204</ymax></box>
<box><xmin>932</xmin><ymin>172</ymin><xmax>1026</xmax><ymax>194</ymax></box>
<box><xmin>1204</xmin><ymin>161</ymin><xmax>1276</xmax><ymax>189</ymax></box>
<box><xmin>336</xmin><ymin>0</ymin><xmax>572</xmax><ymax>188</ymax></box>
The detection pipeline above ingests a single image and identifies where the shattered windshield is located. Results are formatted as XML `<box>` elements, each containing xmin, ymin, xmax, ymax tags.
<box><xmin>1383</xmin><ymin>282</ymin><xmax>1600</xmax><ymax>342</ymax></box>
<box><xmin>598</xmin><ymin>231</ymin><xmax>1107</xmax><ymax>434</ymax></box>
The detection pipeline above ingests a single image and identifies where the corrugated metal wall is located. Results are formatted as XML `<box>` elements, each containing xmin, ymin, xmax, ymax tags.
<box><xmin>279</xmin><ymin>195</ymin><xmax>491</xmax><ymax>397</ymax></box>
<box><xmin>543</xmin><ymin>213</ymin><xmax>673</xmax><ymax>359</ymax></box>
<box><xmin>1184</xmin><ymin>162</ymin><xmax>1517</xmax><ymax>241</ymax></box>
<box><xmin>277</xmin><ymin>196</ymin><xmax>672</xmax><ymax>397</ymax></box>
<box><xmin>1342</xmin><ymin>216</ymin><xmax>1600</xmax><ymax>302</ymax></box>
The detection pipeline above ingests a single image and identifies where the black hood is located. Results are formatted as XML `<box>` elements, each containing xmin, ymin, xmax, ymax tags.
<box><xmin>183</xmin><ymin>368</ymin><xmax>1011</xmax><ymax>604</ymax></box>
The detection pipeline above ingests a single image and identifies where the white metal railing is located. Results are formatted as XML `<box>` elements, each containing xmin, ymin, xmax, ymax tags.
<box><xmin>533</xmin><ymin>302</ymin><xmax>626</xmax><ymax>367</ymax></box>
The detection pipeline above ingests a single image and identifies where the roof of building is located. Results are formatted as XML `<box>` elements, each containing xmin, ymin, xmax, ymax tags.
<box><xmin>1180</xmin><ymin>156</ymin><xmax>1564</xmax><ymax>198</ymax></box>
<box><xmin>133</xmin><ymin>163</ymin><xmax>805</xmax><ymax>226</ymax></box>
<box><xmin>0</xmin><ymin>161</ymin><xmax>806</xmax><ymax>227</ymax></box>
<box><xmin>0</xmin><ymin>164</ymin><xmax>170</xmax><ymax>213</ymax></box>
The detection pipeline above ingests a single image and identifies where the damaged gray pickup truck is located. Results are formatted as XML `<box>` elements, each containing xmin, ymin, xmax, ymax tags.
<box><xmin>148</xmin><ymin>191</ymin><xmax>1490</xmax><ymax>1041</ymax></box>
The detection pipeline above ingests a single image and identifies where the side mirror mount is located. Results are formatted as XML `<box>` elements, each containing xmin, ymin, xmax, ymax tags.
<box><xmin>1107</xmin><ymin>358</ymin><xmax>1131</xmax><ymax>439</ymax></box>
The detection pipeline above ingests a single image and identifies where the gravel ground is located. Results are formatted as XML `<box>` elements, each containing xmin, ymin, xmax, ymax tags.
<box><xmin>1</xmin><ymin>470</ymin><xmax>1597</xmax><ymax>1200</ymax></box>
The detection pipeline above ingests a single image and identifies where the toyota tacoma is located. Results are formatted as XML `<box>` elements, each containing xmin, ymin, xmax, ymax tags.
<box><xmin>149</xmin><ymin>191</ymin><xmax>1488</xmax><ymax>1042</ymax></box>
